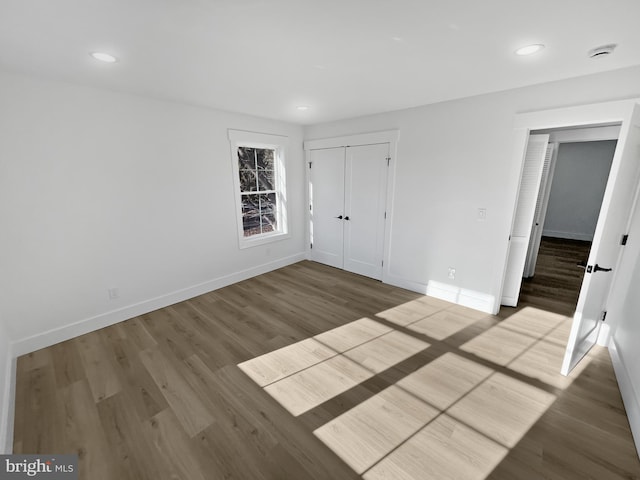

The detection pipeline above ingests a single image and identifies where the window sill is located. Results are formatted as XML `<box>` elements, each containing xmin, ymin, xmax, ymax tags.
<box><xmin>238</xmin><ymin>231</ymin><xmax>291</xmax><ymax>249</ymax></box>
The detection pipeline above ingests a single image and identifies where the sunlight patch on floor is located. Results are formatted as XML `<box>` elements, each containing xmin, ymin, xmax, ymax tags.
<box><xmin>376</xmin><ymin>296</ymin><xmax>449</xmax><ymax>326</ymax></box>
<box><xmin>460</xmin><ymin>306</ymin><xmax>592</xmax><ymax>389</ymax></box>
<box><xmin>315</xmin><ymin>352</ymin><xmax>493</xmax><ymax>472</ymax></box>
<box><xmin>238</xmin><ymin>317</ymin><xmax>393</xmax><ymax>387</ymax></box>
<box><xmin>406</xmin><ymin>308</ymin><xmax>483</xmax><ymax>340</ymax></box>
<box><xmin>314</xmin><ymin>385</ymin><xmax>440</xmax><ymax>474</ymax></box>
<box><xmin>237</xmin><ymin>338</ymin><xmax>336</xmax><ymax>387</ymax></box>
<box><xmin>363</xmin><ymin>415</ymin><xmax>509</xmax><ymax>480</ymax></box>
<box><xmin>460</xmin><ymin>307</ymin><xmax>567</xmax><ymax>365</ymax></box>
<box><xmin>315</xmin><ymin>317</ymin><xmax>393</xmax><ymax>352</ymax></box>
<box><xmin>249</xmin><ymin>322</ymin><xmax>431</xmax><ymax>416</ymax></box>
<box><xmin>264</xmin><ymin>354</ymin><xmax>374</xmax><ymax>416</ymax></box>
<box><xmin>396</xmin><ymin>353</ymin><xmax>493</xmax><ymax>411</ymax></box>
<box><xmin>237</xmin><ymin>301</ymin><xmax>585</xmax><ymax>480</ymax></box>
<box><xmin>447</xmin><ymin>372</ymin><xmax>557</xmax><ymax>448</ymax></box>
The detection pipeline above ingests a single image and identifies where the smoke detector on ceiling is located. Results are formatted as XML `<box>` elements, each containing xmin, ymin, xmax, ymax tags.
<box><xmin>588</xmin><ymin>44</ymin><xmax>617</xmax><ymax>58</ymax></box>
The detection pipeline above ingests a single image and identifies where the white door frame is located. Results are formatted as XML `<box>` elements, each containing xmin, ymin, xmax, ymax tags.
<box><xmin>497</xmin><ymin>98</ymin><xmax>640</xmax><ymax>319</ymax></box>
<box><xmin>304</xmin><ymin>130</ymin><xmax>399</xmax><ymax>284</ymax></box>
<box><xmin>524</xmin><ymin>124</ymin><xmax>620</xmax><ymax>278</ymax></box>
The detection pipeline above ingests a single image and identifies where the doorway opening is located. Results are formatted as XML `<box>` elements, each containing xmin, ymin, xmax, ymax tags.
<box><xmin>520</xmin><ymin>127</ymin><xmax>619</xmax><ymax>316</ymax></box>
<box><xmin>501</xmin><ymin>100</ymin><xmax>640</xmax><ymax>376</ymax></box>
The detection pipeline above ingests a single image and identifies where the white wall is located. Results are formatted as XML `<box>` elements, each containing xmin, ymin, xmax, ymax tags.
<box><xmin>304</xmin><ymin>65</ymin><xmax>640</xmax><ymax>313</ymax></box>
<box><xmin>0</xmin><ymin>71</ymin><xmax>306</xmax><ymax>353</ymax></box>
<box><xmin>543</xmin><ymin>140</ymin><xmax>616</xmax><ymax>241</ymax></box>
<box><xmin>0</xmin><ymin>315</ymin><xmax>12</xmax><ymax>453</ymax></box>
<box><xmin>607</xmin><ymin>181</ymin><xmax>640</xmax><ymax>457</ymax></box>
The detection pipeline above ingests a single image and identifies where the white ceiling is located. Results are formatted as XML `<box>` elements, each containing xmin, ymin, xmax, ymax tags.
<box><xmin>1</xmin><ymin>0</ymin><xmax>639</xmax><ymax>125</ymax></box>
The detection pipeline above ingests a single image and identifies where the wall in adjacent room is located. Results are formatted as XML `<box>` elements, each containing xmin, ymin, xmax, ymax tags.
<box><xmin>543</xmin><ymin>140</ymin><xmax>617</xmax><ymax>241</ymax></box>
<box><xmin>0</xmin><ymin>71</ymin><xmax>306</xmax><ymax>354</ymax></box>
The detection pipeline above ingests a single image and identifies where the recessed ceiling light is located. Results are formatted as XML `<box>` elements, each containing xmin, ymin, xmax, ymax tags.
<box><xmin>296</xmin><ymin>105</ymin><xmax>310</xmax><ymax>111</ymax></box>
<box><xmin>515</xmin><ymin>44</ymin><xmax>545</xmax><ymax>56</ymax></box>
<box><xmin>90</xmin><ymin>52</ymin><xmax>117</xmax><ymax>63</ymax></box>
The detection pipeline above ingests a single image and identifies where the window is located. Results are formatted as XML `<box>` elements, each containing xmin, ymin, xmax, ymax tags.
<box><xmin>228</xmin><ymin>130</ymin><xmax>289</xmax><ymax>248</ymax></box>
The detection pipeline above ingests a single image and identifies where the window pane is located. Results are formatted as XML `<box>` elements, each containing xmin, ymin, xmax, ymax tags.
<box><xmin>257</xmin><ymin>149</ymin><xmax>274</xmax><ymax>170</ymax></box>
<box><xmin>257</xmin><ymin>169</ymin><xmax>274</xmax><ymax>191</ymax></box>
<box><xmin>238</xmin><ymin>147</ymin><xmax>256</xmax><ymax>170</ymax></box>
<box><xmin>242</xmin><ymin>194</ymin><xmax>261</xmax><ymax>237</ymax></box>
<box><xmin>260</xmin><ymin>193</ymin><xmax>277</xmax><ymax>233</ymax></box>
<box><xmin>261</xmin><ymin>218</ymin><xmax>275</xmax><ymax>233</ymax></box>
<box><xmin>239</xmin><ymin>169</ymin><xmax>257</xmax><ymax>192</ymax></box>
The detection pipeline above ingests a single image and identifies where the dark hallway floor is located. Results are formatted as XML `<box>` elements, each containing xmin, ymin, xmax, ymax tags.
<box><xmin>519</xmin><ymin>236</ymin><xmax>592</xmax><ymax>316</ymax></box>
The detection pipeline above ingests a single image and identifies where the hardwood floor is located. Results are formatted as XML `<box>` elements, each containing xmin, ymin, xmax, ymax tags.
<box><xmin>520</xmin><ymin>236</ymin><xmax>592</xmax><ymax>316</ymax></box>
<box><xmin>13</xmin><ymin>261</ymin><xmax>640</xmax><ymax>479</ymax></box>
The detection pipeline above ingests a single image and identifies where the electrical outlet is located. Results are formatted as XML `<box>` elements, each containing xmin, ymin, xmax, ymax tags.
<box><xmin>477</xmin><ymin>208</ymin><xmax>487</xmax><ymax>221</ymax></box>
<box><xmin>448</xmin><ymin>267</ymin><xmax>456</xmax><ymax>280</ymax></box>
<box><xmin>108</xmin><ymin>288</ymin><xmax>120</xmax><ymax>300</ymax></box>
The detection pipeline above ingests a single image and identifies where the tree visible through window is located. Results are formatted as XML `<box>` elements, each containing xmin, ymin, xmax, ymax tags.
<box><xmin>229</xmin><ymin>129</ymin><xmax>288</xmax><ymax>248</ymax></box>
<box><xmin>238</xmin><ymin>146</ymin><xmax>277</xmax><ymax>237</ymax></box>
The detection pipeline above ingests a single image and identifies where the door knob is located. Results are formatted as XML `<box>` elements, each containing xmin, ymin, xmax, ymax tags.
<box><xmin>344</xmin><ymin>216</ymin><xmax>350</xmax><ymax>221</ymax></box>
<box><xmin>334</xmin><ymin>215</ymin><xmax>343</xmax><ymax>219</ymax></box>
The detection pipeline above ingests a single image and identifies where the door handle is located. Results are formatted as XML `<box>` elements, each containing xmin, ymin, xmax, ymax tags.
<box><xmin>593</xmin><ymin>264</ymin><xmax>612</xmax><ymax>273</ymax></box>
<box><xmin>334</xmin><ymin>215</ymin><xmax>343</xmax><ymax>219</ymax></box>
<box><xmin>587</xmin><ymin>264</ymin><xmax>613</xmax><ymax>273</ymax></box>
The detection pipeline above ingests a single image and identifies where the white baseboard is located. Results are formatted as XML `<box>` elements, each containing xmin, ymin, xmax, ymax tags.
<box><xmin>383</xmin><ymin>273</ymin><xmax>428</xmax><ymax>295</ymax></box>
<box><xmin>426</xmin><ymin>281</ymin><xmax>496</xmax><ymax>314</ymax></box>
<box><xmin>0</xmin><ymin>345</ymin><xmax>15</xmax><ymax>454</ymax></box>
<box><xmin>609</xmin><ymin>337</ymin><xmax>640</xmax><ymax>459</ymax></box>
<box><xmin>383</xmin><ymin>274</ymin><xmax>495</xmax><ymax>314</ymax></box>
<box><xmin>12</xmin><ymin>253</ymin><xmax>306</xmax><ymax>357</ymax></box>
<box><xmin>596</xmin><ymin>323</ymin><xmax>611</xmax><ymax>346</ymax></box>
<box><xmin>542</xmin><ymin>230</ymin><xmax>594</xmax><ymax>242</ymax></box>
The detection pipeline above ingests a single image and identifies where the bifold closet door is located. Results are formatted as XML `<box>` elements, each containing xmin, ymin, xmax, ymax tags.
<box><xmin>309</xmin><ymin>147</ymin><xmax>345</xmax><ymax>269</ymax></box>
<box><xmin>502</xmin><ymin>134</ymin><xmax>549</xmax><ymax>306</ymax></box>
<box><xmin>343</xmin><ymin>143</ymin><xmax>389</xmax><ymax>280</ymax></box>
<box><xmin>309</xmin><ymin>143</ymin><xmax>389</xmax><ymax>280</ymax></box>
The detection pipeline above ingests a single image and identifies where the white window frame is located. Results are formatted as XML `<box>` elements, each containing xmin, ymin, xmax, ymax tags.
<box><xmin>228</xmin><ymin>129</ymin><xmax>290</xmax><ymax>249</ymax></box>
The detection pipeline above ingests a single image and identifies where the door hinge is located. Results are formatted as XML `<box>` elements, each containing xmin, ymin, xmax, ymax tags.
<box><xmin>621</xmin><ymin>234</ymin><xmax>629</xmax><ymax>245</ymax></box>
<box><xmin>310</xmin><ymin>243</ymin><xmax>313</xmax><ymax>249</ymax></box>
<box><xmin>384</xmin><ymin>211</ymin><xmax>387</xmax><ymax>219</ymax></box>
<box><xmin>601</xmin><ymin>311</ymin><xmax>607</xmax><ymax>322</ymax></box>
<box><xmin>309</xmin><ymin>204</ymin><xmax>312</xmax><ymax>211</ymax></box>
<box><xmin>308</xmin><ymin>161</ymin><xmax>312</xmax><ymax>169</ymax></box>
<box><xmin>381</xmin><ymin>260</ymin><xmax>384</xmax><ymax>267</ymax></box>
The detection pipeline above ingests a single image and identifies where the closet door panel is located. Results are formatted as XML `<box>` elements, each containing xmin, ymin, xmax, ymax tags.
<box><xmin>343</xmin><ymin>144</ymin><xmax>389</xmax><ymax>280</ymax></box>
<box><xmin>310</xmin><ymin>148</ymin><xmax>345</xmax><ymax>269</ymax></box>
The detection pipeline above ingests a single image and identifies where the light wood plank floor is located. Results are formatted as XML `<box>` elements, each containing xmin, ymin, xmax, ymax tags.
<box><xmin>13</xmin><ymin>261</ymin><xmax>640</xmax><ymax>479</ymax></box>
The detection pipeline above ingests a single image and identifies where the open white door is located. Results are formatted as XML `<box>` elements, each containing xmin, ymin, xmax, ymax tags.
<box><xmin>561</xmin><ymin>104</ymin><xmax>640</xmax><ymax>375</ymax></box>
<box><xmin>309</xmin><ymin>147</ymin><xmax>345</xmax><ymax>269</ymax></box>
<box><xmin>502</xmin><ymin>134</ymin><xmax>549</xmax><ymax>306</ymax></box>
<box><xmin>343</xmin><ymin>144</ymin><xmax>389</xmax><ymax>280</ymax></box>
<box><xmin>524</xmin><ymin>143</ymin><xmax>556</xmax><ymax>277</ymax></box>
